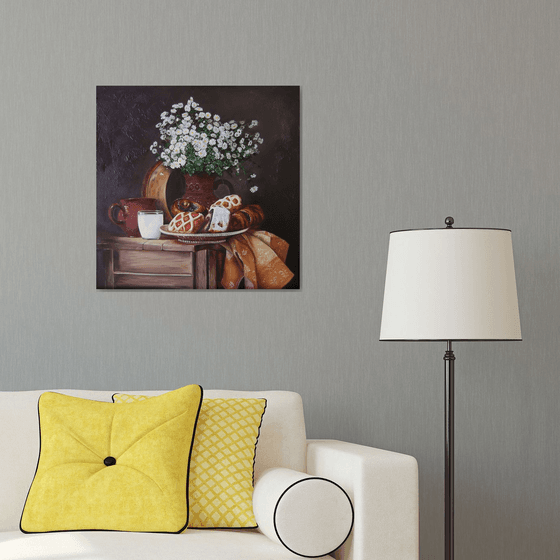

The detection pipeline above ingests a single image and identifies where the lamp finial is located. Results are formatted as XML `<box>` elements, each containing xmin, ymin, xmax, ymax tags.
<box><xmin>445</xmin><ymin>216</ymin><xmax>454</xmax><ymax>228</ymax></box>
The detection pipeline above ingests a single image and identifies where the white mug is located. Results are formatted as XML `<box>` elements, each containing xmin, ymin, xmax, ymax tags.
<box><xmin>137</xmin><ymin>210</ymin><xmax>164</xmax><ymax>239</ymax></box>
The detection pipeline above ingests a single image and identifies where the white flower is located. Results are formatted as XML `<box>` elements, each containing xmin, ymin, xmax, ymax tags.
<box><xmin>250</xmin><ymin>186</ymin><xmax>258</xmax><ymax>193</ymax></box>
<box><xmin>154</xmin><ymin>99</ymin><xmax>263</xmax><ymax>175</ymax></box>
<box><xmin>249</xmin><ymin>120</ymin><xmax>258</xmax><ymax>128</ymax></box>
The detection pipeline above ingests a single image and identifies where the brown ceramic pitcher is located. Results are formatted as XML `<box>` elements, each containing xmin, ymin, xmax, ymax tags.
<box><xmin>108</xmin><ymin>198</ymin><xmax>159</xmax><ymax>237</ymax></box>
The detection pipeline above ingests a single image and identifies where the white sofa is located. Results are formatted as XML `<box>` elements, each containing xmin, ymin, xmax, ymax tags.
<box><xmin>0</xmin><ymin>389</ymin><xmax>419</xmax><ymax>560</ymax></box>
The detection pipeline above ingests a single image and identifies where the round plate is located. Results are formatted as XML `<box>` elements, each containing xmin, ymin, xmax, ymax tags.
<box><xmin>160</xmin><ymin>225</ymin><xmax>249</xmax><ymax>244</ymax></box>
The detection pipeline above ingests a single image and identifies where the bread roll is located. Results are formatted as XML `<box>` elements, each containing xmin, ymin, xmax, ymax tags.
<box><xmin>229</xmin><ymin>204</ymin><xmax>265</xmax><ymax>231</ymax></box>
<box><xmin>170</xmin><ymin>198</ymin><xmax>208</xmax><ymax>216</ymax></box>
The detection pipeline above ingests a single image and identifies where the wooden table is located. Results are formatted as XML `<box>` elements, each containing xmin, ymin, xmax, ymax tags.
<box><xmin>97</xmin><ymin>232</ymin><xmax>225</xmax><ymax>289</ymax></box>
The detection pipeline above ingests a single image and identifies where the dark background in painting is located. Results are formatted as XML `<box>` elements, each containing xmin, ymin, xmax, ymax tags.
<box><xmin>96</xmin><ymin>86</ymin><xmax>300</xmax><ymax>288</ymax></box>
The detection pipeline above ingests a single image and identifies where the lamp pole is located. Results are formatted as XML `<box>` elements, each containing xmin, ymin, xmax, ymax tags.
<box><xmin>444</xmin><ymin>340</ymin><xmax>455</xmax><ymax>560</ymax></box>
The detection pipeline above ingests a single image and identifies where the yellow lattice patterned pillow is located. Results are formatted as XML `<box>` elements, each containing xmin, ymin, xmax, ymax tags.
<box><xmin>113</xmin><ymin>394</ymin><xmax>267</xmax><ymax>528</ymax></box>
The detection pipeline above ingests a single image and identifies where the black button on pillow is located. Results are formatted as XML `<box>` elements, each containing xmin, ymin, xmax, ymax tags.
<box><xmin>104</xmin><ymin>456</ymin><xmax>116</xmax><ymax>467</ymax></box>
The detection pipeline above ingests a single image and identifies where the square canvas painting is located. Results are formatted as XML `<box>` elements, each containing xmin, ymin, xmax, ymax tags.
<box><xmin>97</xmin><ymin>86</ymin><xmax>299</xmax><ymax>289</ymax></box>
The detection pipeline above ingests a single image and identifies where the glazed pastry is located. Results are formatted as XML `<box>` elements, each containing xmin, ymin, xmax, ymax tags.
<box><xmin>229</xmin><ymin>204</ymin><xmax>265</xmax><ymax>231</ymax></box>
<box><xmin>168</xmin><ymin>212</ymin><xmax>205</xmax><ymax>233</ymax></box>
<box><xmin>170</xmin><ymin>198</ymin><xmax>208</xmax><ymax>216</ymax></box>
<box><xmin>210</xmin><ymin>194</ymin><xmax>243</xmax><ymax>213</ymax></box>
<box><xmin>202</xmin><ymin>206</ymin><xmax>231</xmax><ymax>233</ymax></box>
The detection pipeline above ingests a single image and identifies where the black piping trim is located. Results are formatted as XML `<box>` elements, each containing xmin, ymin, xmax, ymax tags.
<box><xmin>272</xmin><ymin>476</ymin><xmax>354</xmax><ymax>558</ymax></box>
<box><xmin>20</xmin><ymin>386</ymin><xmax>204</xmax><ymax>534</ymax></box>
<box><xmin>184</xmin><ymin>385</ymin><xmax>204</xmax><ymax>532</ymax></box>
<box><xmin>19</xmin><ymin>392</ymin><xmax>45</xmax><ymax>534</ymax></box>
<box><xmin>252</xmin><ymin>398</ymin><xmax>267</xmax><ymax>487</ymax></box>
<box><xmin>389</xmin><ymin>227</ymin><xmax>512</xmax><ymax>233</ymax></box>
<box><xmin>189</xmin><ymin>525</ymin><xmax>259</xmax><ymax>530</ymax></box>
<box><xmin>380</xmin><ymin>339</ymin><xmax>522</xmax><ymax>342</ymax></box>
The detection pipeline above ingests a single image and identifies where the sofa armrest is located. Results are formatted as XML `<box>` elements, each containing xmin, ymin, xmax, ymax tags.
<box><xmin>306</xmin><ymin>440</ymin><xmax>418</xmax><ymax>560</ymax></box>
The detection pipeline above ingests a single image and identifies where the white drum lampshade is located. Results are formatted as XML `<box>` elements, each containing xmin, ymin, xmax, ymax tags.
<box><xmin>380</xmin><ymin>227</ymin><xmax>522</xmax><ymax>341</ymax></box>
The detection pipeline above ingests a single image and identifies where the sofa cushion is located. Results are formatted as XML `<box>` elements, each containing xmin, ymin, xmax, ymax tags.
<box><xmin>253</xmin><ymin>468</ymin><xmax>354</xmax><ymax>557</ymax></box>
<box><xmin>0</xmin><ymin>389</ymin><xmax>306</xmax><ymax>532</ymax></box>
<box><xmin>0</xmin><ymin>529</ymin><xmax>334</xmax><ymax>559</ymax></box>
<box><xmin>114</xmin><ymin>393</ymin><xmax>267</xmax><ymax>528</ymax></box>
<box><xmin>20</xmin><ymin>385</ymin><xmax>203</xmax><ymax>533</ymax></box>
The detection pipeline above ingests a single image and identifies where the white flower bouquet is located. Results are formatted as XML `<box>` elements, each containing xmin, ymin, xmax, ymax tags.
<box><xmin>151</xmin><ymin>97</ymin><xmax>263</xmax><ymax>178</ymax></box>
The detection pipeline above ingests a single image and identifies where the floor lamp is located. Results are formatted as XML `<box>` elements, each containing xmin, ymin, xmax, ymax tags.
<box><xmin>379</xmin><ymin>217</ymin><xmax>521</xmax><ymax>560</ymax></box>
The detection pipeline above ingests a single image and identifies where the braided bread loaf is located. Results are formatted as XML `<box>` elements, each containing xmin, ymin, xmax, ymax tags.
<box><xmin>210</xmin><ymin>194</ymin><xmax>243</xmax><ymax>213</ymax></box>
<box><xmin>168</xmin><ymin>212</ymin><xmax>205</xmax><ymax>233</ymax></box>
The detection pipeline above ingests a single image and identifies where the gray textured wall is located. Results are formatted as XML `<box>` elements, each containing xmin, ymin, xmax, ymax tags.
<box><xmin>0</xmin><ymin>1</ymin><xmax>558</xmax><ymax>559</ymax></box>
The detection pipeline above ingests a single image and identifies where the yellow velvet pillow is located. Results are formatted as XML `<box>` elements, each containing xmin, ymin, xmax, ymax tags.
<box><xmin>113</xmin><ymin>394</ymin><xmax>266</xmax><ymax>528</ymax></box>
<box><xmin>20</xmin><ymin>384</ymin><xmax>203</xmax><ymax>533</ymax></box>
